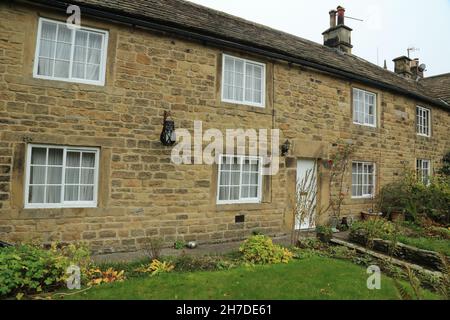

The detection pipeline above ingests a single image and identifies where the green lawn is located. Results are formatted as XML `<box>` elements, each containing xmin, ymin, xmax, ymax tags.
<box><xmin>63</xmin><ymin>256</ymin><xmax>438</xmax><ymax>300</ymax></box>
<box><xmin>397</xmin><ymin>236</ymin><xmax>450</xmax><ymax>256</ymax></box>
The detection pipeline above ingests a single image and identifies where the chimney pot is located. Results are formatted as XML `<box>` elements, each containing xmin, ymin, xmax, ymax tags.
<box><xmin>337</xmin><ymin>6</ymin><xmax>345</xmax><ymax>25</ymax></box>
<box><xmin>329</xmin><ymin>10</ymin><xmax>337</xmax><ymax>28</ymax></box>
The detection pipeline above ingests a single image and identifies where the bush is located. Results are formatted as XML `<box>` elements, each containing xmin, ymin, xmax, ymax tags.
<box><xmin>438</xmin><ymin>151</ymin><xmax>450</xmax><ymax>177</ymax></box>
<box><xmin>379</xmin><ymin>171</ymin><xmax>450</xmax><ymax>224</ymax></box>
<box><xmin>87</xmin><ymin>267</ymin><xmax>125</xmax><ymax>286</ymax></box>
<box><xmin>239</xmin><ymin>235</ymin><xmax>293</xmax><ymax>265</ymax></box>
<box><xmin>350</xmin><ymin>219</ymin><xmax>396</xmax><ymax>241</ymax></box>
<box><xmin>135</xmin><ymin>259</ymin><xmax>174</xmax><ymax>276</ymax></box>
<box><xmin>0</xmin><ymin>242</ymin><xmax>91</xmax><ymax>298</ymax></box>
<box><xmin>142</xmin><ymin>237</ymin><xmax>164</xmax><ymax>261</ymax></box>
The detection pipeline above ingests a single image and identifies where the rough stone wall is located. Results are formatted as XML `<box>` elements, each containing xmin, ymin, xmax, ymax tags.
<box><xmin>0</xmin><ymin>3</ymin><xmax>449</xmax><ymax>253</ymax></box>
<box><xmin>274</xmin><ymin>63</ymin><xmax>450</xmax><ymax>218</ymax></box>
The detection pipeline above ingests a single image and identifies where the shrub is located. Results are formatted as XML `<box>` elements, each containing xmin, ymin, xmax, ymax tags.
<box><xmin>379</xmin><ymin>171</ymin><xmax>450</xmax><ymax>224</ymax></box>
<box><xmin>174</xmin><ymin>240</ymin><xmax>186</xmax><ymax>250</ymax></box>
<box><xmin>315</xmin><ymin>225</ymin><xmax>333</xmax><ymax>243</ymax></box>
<box><xmin>142</xmin><ymin>237</ymin><xmax>164</xmax><ymax>260</ymax></box>
<box><xmin>87</xmin><ymin>267</ymin><xmax>125</xmax><ymax>286</ymax></box>
<box><xmin>350</xmin><ymin>219</ymin><xmax>396</xmax><ymax>241</ymax></box>
<box><xmin>135</xmin><ymin>259</ymin><xmax>174</xmax><ymax>276</ymax></box>
<box><xmin>0</xmin><ymin>242</ymin><xmax>91</xmax><ymax>298</ymax></box>
<box><xmin>438</xmin><ymin>151</ymin><xmax>450</xmax><ymax>177</ymax></box>
<box><xmin>239</xmin><ymin>235</ymin><xmax>293</xmax><ymax>265</ymax></box>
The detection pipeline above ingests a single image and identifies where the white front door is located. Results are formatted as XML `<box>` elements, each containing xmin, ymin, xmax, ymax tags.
<box><xmin>295</xmin><ymin>159</ymin><xmax>317</xmax><ymax>230</ymax></box>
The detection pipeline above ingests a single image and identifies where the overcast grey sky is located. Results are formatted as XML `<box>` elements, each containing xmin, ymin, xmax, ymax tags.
<box><xmin>187</xmin><ymin>0</ymin><xmax>450</xmax><ymax>77</ymax></box>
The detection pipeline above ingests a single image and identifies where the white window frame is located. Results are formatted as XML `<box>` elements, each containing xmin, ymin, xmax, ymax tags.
<box><xmin>416</xmin><ymin>159</ymin><xmax>431</xmax><ymax>185</ymax></box>
<box><xmin>416</xmin><ymin>106</ymin><xmax>431</xmax><ymax>137</ymax></box>
<box><xmin>33</xmin><ymin>17</ymin><xmax>109</xmax><ymax>86</ymax></box>
<box><xmin>216</xmin><ymin>155</ymin><xmax>263</xmax><ymax>205</ymax></box>
<box><xmin>24</xmin><ymin>144</ymin><xmax>100</xmax><ymax>209</ymax></box>
<box><xmin>221</xmin><ymin>54</ymin><xmax>266</xmax><ymax>108</ymax></box>
<box><xmin>351</xmin><ymin>161</ymin><xmax>376</xmax><ymax>199</ymax></box>
<box><xmin>352</xmin><ymin>88</ymin><xmax>377</xmax><ymax>127</ymax></box>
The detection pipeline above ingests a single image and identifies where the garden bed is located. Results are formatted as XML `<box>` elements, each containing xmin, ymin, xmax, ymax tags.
<box><xmin>349</xmin><ymin>231</ymin><xmax>446</xmax><ymax>271</ymax></box>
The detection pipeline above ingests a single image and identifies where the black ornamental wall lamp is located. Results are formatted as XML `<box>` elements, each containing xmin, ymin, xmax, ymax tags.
<box><xmin>281</xmin><ymin>140</ymin><xmax>291</xmax><ymax>157</ymax></box>
<box><xmin>160</xmin><ymin>111</ymin><xmax>176</xmax><ymax>146</ymax></box>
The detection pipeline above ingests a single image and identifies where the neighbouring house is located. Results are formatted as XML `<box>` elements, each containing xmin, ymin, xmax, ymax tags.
<box><xmin>0</xmin><ymin>0</ymin><xmax>449</xmax><ymax>253</ymax></box>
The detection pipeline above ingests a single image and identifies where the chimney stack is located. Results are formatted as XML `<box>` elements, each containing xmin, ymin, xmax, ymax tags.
<box><xmin>393</xmin><ymin>56</ymin><xmax>412</xmax><ymax>79</ymax></box>
<box><xmin>322</xmin><ymin>6</ymin><xmax>353</xmax><ymax>54</ymax></box>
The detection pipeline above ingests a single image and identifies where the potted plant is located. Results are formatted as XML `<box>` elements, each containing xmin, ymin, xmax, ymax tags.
<box><xmin>315</xmin><ymin>225</ymin><xmax>333</xmax><ymax>243</ymax></box>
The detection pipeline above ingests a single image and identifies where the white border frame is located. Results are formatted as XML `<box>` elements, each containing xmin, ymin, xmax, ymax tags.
<box><xmin>352</xmin><ymin>88</ymin><xmax>377</xmax><ymax>128</ymax></box>
<box><xmin>221</xmin><ymin>54</ymin><xmax>266</xmax><ymax>108</ymax></box>
<box><xmin>351</xmin><ymin>161</ymin><xmax>376</xmax><ymax>199</ymax></box>
<box><xmin>216</xmin><ymin>154</ymin><xmax>263</xmax><ymax>205</ymax></box>
<box><xmin>33</xmin><ymin>17</ymin><xmax>109</xmax><ymax>86</ymax></box>
<box><xmin>24</xmin><ymin>144</ymin><xmax>100</xmax><ymax>209</ymax></box>
<box><xmin>416</xmin><ymin>105</ymin><xmax>431</xmax><ymax>138</ymax></box>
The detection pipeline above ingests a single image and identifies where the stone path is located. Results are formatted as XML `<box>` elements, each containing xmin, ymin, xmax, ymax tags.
<box><xmin>93</xmin><ymin>234</ymin><xmax>291</xmax><ymax>263</ymax></box>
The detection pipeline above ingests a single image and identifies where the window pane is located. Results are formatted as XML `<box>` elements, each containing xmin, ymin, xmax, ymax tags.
<box><xmin>39</xmin><ymin>39</ymin><xmax>55</xmax><ymax>59</ymax></box>
<box><xmin>230</xmin><ymin>186</ymin><xmax>239</xmax><ymax>200</ymax></box>
<box><xmin>47</xmin><ymin>167</ymin><xmax>62</xmax><ymax>184</ymax></box>
<box><xmin>67</xmin><ymin>152</ymin><xmax>81</xmax><ymax>167</ymax></box>
<box><xmin>65</xmin><ymin>185</ymin><xmax>79</xmax><ymax>201</ymax></box>
<box><xmin>29</xmin><ymin>186</ymin><xmax>45</xmax><ymax>203</ymax></box>
<box><xmin>249</xmin><ymin>186</ymin><xmax>258</xmax><ymax>198</ymax></box>
<box><xmin>75</xmin><ymin>30</ymin><xmax>88</xmax><ymax>46</ymax></box>
<box><xmin>80</xmin><ymin>186</ymin><xmax>94</xmax><ymax>201</ymax></box>
<box><xmin>242</xmin><ymin>172</ymin><xmax>250</xmax><ymax>184</ymax></box>
<box><xmin>48</xmin><ymin>148</ymin><xmax>63</xmax><ymax>165</ymax></box>
<box><xmin>41</xmin><ymin>22</ymin><xmax>57</xmax><ymax>40</ymax></box>
<box><xmin>46</xmin><ymin>186</ymin><xmax>61</xmax><ymax>203</ymax></box>
<box><xmin>74</xmin><ymin>46</ymin><xmax>87</xmax><ymax>62</ymax></box>
<box><xmin>55</xmin><ymin>42</ymin><xmax>71</xmax><ymax>60</ymax></box>
<box><xmin>88</xmin><ymin>33</ymin><xmax>103</xmax><ymax>49</ymax></box>
<box><xmin>38</xmin><ymin>58</ymin><xmax>54</xmax><ymax>76</ymax></box>
<box><xmin>218</xmin><ymin>186</ymin><xmax>229</xmax><ymax>201</ymax></box>
<box><xmin>241</xmin><ymin>186</ymin><xmax>249</xmax><ymax>198</ymax></box>
<box><xmin>31</xmin><ymin>148</ymin><xmax>47</xmax><ymax>165</ymax></box>
<box><xmin>86</xmin><ymin>64</ymin><xmax>100</xmax><ymax>80</ymax></box>
<box><xmin>72</xmin><ymin>62</ymin><xmax>85</xmax><ymax>78</ymax></box>
<box><xmin>30</xmin><ymin>166</ymin><xmax>46</xmax><ymax>184</ymax></box>
<box><xmin>65</xmin><ymin>168</ymin><xmax>80</xmax><ymax>184</ymax></box>
<box><xmin>82</xmin><ymin>153</ymin><xmax>96</xmax><ymax>167</ymax></box>
<box><xmin>81</xmin><ymin>169</ymin><xmax>94</xmax><ymax>184</ymax></box>
<box><xmin>54</xmin><ymin>60</ymin><xmax>70</xmax><ymax>78</ymax></box>
<box><xmin>87</xmin><ymin>48</ymin><xmax>101</xmax><ymax>64</ymax></box>
<box><xmin>230</xmin><ymin>171</ymin><xmax>240</xmax><ymax>185</ymax></box>
<box><xmin>219</xmin><ymin>171</ymin><xmax>230</xmax><ymax>186</ymax></box>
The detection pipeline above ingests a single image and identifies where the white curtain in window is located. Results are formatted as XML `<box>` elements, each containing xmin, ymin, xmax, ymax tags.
<box><xmin>72</xmin><ymin>31</ymin><xmax>102</xmax><ymax>81</ymax></box>
<box><xmin>38</xmin><ymin>22</ymin><xmax>57</xmax><ymax>76</ymax></box>
<box><xmin>37</xmin><ymin>20</ymin><xmax>105</xmax><ymax>82</ymax></box>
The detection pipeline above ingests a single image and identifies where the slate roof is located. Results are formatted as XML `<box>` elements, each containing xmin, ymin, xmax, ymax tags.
<box><xmin>419</xmin><ymin>73</ymin><xmax>450</xmax><ymax>105</ymax></box>
<box><xmin>28</xmin><ymin>0</ymin><xmax>450</xmax><ymax>110</ymax></box>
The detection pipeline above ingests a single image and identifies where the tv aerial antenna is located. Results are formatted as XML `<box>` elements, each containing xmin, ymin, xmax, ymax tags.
<box><xmin>407</xmin><ymin>47</ymin><xmax>419</xmax><ymax>58</ymax></box>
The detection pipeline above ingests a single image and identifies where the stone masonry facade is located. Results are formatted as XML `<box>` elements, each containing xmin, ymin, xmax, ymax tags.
<box><xmin>0</xmin><ymin>2</ymin><xmax>449</xmax><ymax>253</ymax></box>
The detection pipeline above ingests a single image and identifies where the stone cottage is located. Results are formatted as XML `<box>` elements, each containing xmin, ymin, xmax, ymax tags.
<box><xmin>0</xmin><ymin>0</ymin><xmax>449</xmax><ymax>253</ymax></box>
